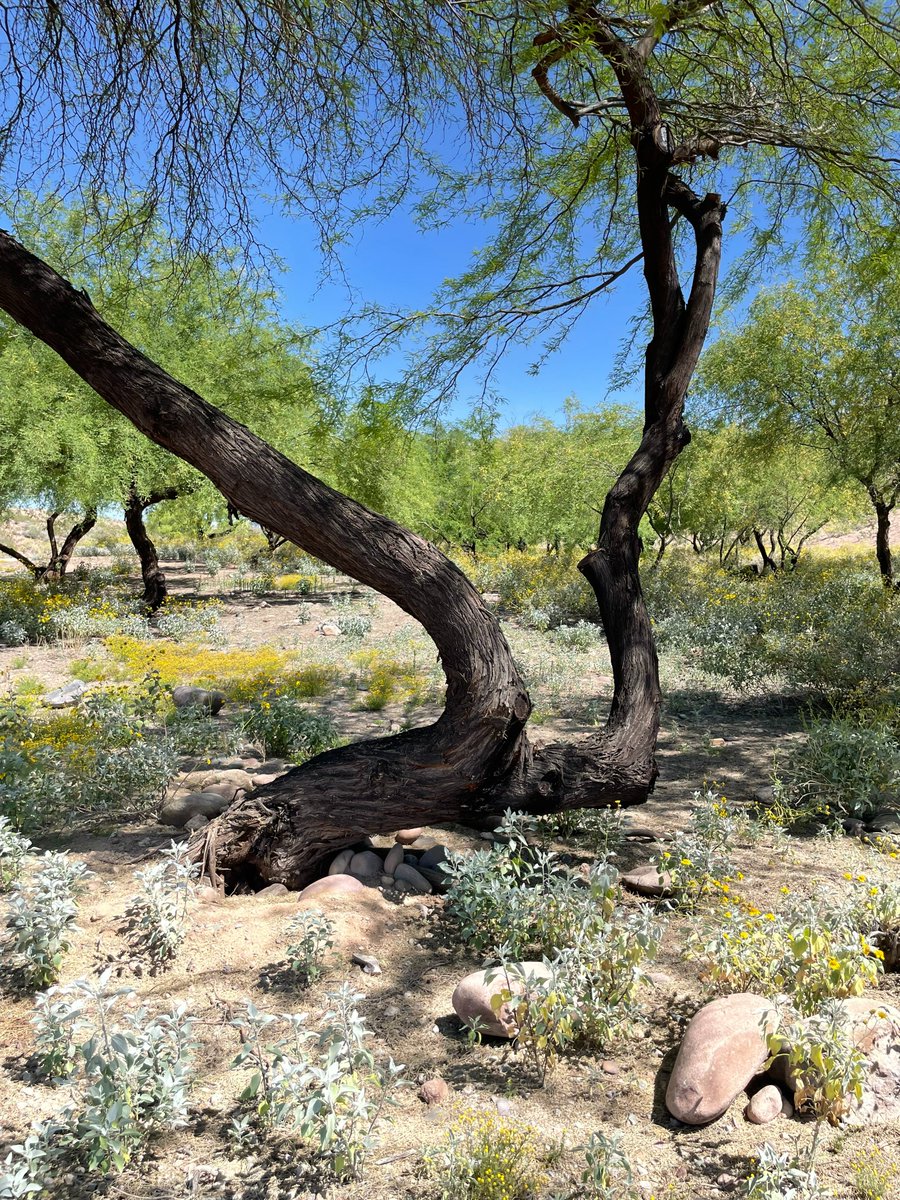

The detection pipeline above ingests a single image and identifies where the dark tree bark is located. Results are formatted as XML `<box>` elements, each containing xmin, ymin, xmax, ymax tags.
<box><xmin>0</xmin><ymin>508</ymin><xmax>97</xmax><ymax>579</ymax></box>
<box><xmin>124</xmin><ymin>485</ymin><xmax>179</xmax><ymax>610</ymax></box>
<box><xmin>872</xmin><ymin>496</ymin><xmax>895</xmax><ymax>586</ymax></box>
<box><xmin>0</xmin><ymin>16</ymin><xmax>724</xmax><ymax>888</ymax></box>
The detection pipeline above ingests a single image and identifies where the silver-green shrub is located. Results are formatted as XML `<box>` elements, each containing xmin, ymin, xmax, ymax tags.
<box><xmin>285</xmin><ymin>908</ymin><xmax>334</xmax><ymax>985</ymax></box>
<box><xmin>5</xmin><ymin>852</ymin><xmax>92</xmax><ymax>988</ymax></box>
<box><xmin>230</xmin><ymin>985</ymin><xmax>405</xmax><ymax>1179</ymax></box>
<box><xmin>123</xmin><ymin>841</ymin><xmax>198</xmax><ymax>967</ymax></box>
<box><xmin>0</xmin><ymin>816</ymin><xmax>32</xmax><ymax>891</ymax></box>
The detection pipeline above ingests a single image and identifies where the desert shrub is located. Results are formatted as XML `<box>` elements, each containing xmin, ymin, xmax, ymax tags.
<box><xmin>645</xmin><ymin>554</ymin><xmax>900</xmax><ymax>709</ymax></box>
<box><xmin>548</xmin><ymin>620</ymin><xmax>603</xmax><ymax>651</ymax></box>
<box><xmin>851</xmin><ymin>1146</ymin><xmax>898</xmax><ymax>1200</ymax></box>
<box><xmin>123</xmin><ymin>841</ymin><xmax>198</xmax><ymax>967</ymax></box>
<box><xmin>652</xmin><ymin>788</ymin><xmax>742</xmax><ymax>909</ymax></box>
<box><xmin>285</xmin><ymin>909</ymin><xmax>334</xmax><ymax>985</ymax></box>
<box><xmin>0</xmin><ymin>620</ymin><xmax>28</xmax><ymax>647</ymax></box>
<box><xmin>770</xmin><ymin>1000</ymin><xmax>866</xmax><ymax>1125</ymax></box>
<box><xmin>43</xmin><ymin>594</ymin><xmax>150</xmax><ymax>644</ymax></box>
<box><xmin>240</xmin><ymin>694</ymin><xmax>338</xmax><ymax>761</ymax></box>
<box><xmin>447</xmin><ymin>813</ymin><xmax>661</xmax><ymax>1061</ymax></box>
<box><xmin>4</xmin><ymin>851</ymin><xmax>92</xmax><ymax>988</ymax></box>
<box><xmin>462</xmin><ymin>549</ymin><xmax>596</xmax><ymax>628</ymax></box>
<box><xmin>2</xmin><ymin>972</ymin><xmax>196</xmax><ymax>1190</ymax></box>
<box><xmin>423</xmin><ymin>1109</ymin><xmax>547</xmax><ymax>1200</ymax></box>
<box><xmin>774</xmin><ymin>715</ymin><xmax>900</xmax><ymax>823</ymax></box>
<box><xmin>848</xmin><ymin>874</ymin><xmax>900</xmax><ymax>970</ymax></box>
<box><xmin>350</xmin><ymin>648</ymin><xmax>433</xmax><ymax>710</ymax></box>
<box><xmin>0</xmin><ymin>578</ymin><xmax>46</xmax><ymax>644</ymax></box>
<box><xmin>0</xmin><ymin>816</ymin><xmax>32</xmax><ymax>891</ymax></box>
<box><xmin>686</xmin><ymin>887</ymin><xmax>884</xmax><ymax>1013</ymax></box>
<box><xmin>743</xmin><ymin>1142</ymin><xmax>825</xmax><ymax>1200</ymax></box>
<box><xmin>0</xmin><ymin>695</ymin><xmax>178</xmax><ymax>829</ymax></box>
<box><xmin>536</xmin><ymin>804</ymin><xmax>625</xmax><ymax>859</ymax></box>
<box><xmin>155</xmin><ymin>599</ymin><xmax>223</xmax><ymax>643</ymax></box>
<box><xmin>102</xmin><ymin>636</ymin><xmax>332</xmax><ymax>701</ymax></box>
<box><xmin>230</xmin><ymin>986</ymin><xmax>405</xmax><ymax>1179</ymax></box>
<box><xmin>330</xmin><ymin>597</ymin><xmax>373</xmax><ymax>639</ymax></box>
<box><xmin>578</xmin><ymin>1130</ymin><xmax>639</xmax><ymax>1200</ymax></box>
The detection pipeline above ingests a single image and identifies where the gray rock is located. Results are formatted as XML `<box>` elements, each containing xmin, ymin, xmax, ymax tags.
<box><xmin>383</xmin><ymin>844</ymin><xmax>404</xmax><ymax>875</ymax></box>
<box><xmin>380</xmin><ymin>874</ymin><xmax>394</xmax><ymax>888</ymax></box>
<box><xmin>319</xmin><ymin>623</ymin><xmax>342</xmax><ymax>636</ymax></box>
<box><xmin>419</xmin><ymin>844</ymin><xmax>449</xmax><ymax>870</ymax></box>
<box><xmin>416</xmin><ymin>865</ymin><xmax>449</xmax><ymax>892</ymax></box>
<box><xmin>621</xmin><ymin>863</ymin><xmax>672</xmax><ymax>897</ymax></box>
<box><xmin>349</xmin><ymin>850</ymin><xmax>384</xmax><ymax>879</ymax></box>
<box><xmin>184</xmin><ymin>814</ymin><xmax>209</xmax><ymax>832</ymax></box>
<box><xmin>393</xmin><ymin>862</ymin><xmax>432</xmax><ymax>894</ymax></box>
<box><xmin>352</xmin><ymin>952</ymin><xmax>382</xmax><ymax>975</ymax></box>
<box><xmin>329</xmin><ymin>848</ymin><xmax>354</xmax><ymax>876</ymax></box>
<box><xmin>254</xmin><ymin>883</ymin><xmax>291</xmax><ymax>899</ymax></box>
<box><xmin>172</xmin><ymin>685</ymin><xmax>225</xmax><ymax>715</ymax></box>
<box><xmin>159</xmin><ymin>791</ymin><xmax>231</xmax><ymax>828</ymax></box>
<box><xmin>867</xmin><ymin>806</ymin><xmax>900</xmax><ymax>835</ymax></box>
<box><xmin>45</xmin><ymin>681</ymin><xmax>89</xmax><ymax>708</ymax></box>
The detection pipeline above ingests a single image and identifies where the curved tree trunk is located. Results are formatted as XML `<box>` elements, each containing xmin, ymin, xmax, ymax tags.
<box><xmin>124</xmin><ymin>485</ymin><xmax>178</xmax><ymax>610</ymax></box>
<box><xmin>0</xmin><ymin>22</ymin><xmax>725</xmax><ymax>888</ymax></box>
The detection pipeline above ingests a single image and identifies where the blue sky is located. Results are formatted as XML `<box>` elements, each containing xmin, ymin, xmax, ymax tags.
<box><xmin>259</xmin><ymin>205</ymin><xmax>649</xmax><ymax>428</ymax></box>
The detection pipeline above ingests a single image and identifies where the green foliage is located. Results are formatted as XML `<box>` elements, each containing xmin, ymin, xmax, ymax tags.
<box><xmin>123</xmin><ymin>841</ymin><xmax>199</xmax><ymax>968</ymax></box>
<box><xmin>330</xmin><ymin>598</ymin><xmax>373</xmax><ymax>639</ymax></box>
<box><xmin>240</xmin><ymin>694</ymin><xmax>338</xmax><ymax>762</ymax></box>
<box><xmin>578</xmin><ymin>1131</ymin><xmax>638</xmax><ymax>1200</ymax></box>
<box><xmin>744</xmin><ymin>1143</ymin><xmax>825</xmax><ymax>1200</ymax></box>
<box><xmin>0</xmin><ymin>816</ymin><xmax>31</xmax><ymax>891</ymax></box>
<box><xmin>775</xmin><ymin>716</ymin><xmax>900</xmax><ymax>823</ymax></box>
<box><xmin>0</xmin><ymin>694</ymin><xmax>179</xmax><ymax>831</ymax></box>
<box><xmin>230</xmin><ymin>986</ymin><xmax>405</xmax><ymax>1180</ymax></box>
<box><xmin>4</xmin><ymin>851</ymin><xmax>92</xmax><ymax>988</ymax></box>
<box><xmin>686</xmin><ymin>887</ymin><xmax>884</xmax><ymax>1014</ymax></box>
<box><xmin>285</xmin><ymin>909</ymin><xmax>334</xmax><ymax>986</ymax></box>
<box><xmin>644</xmin><ymin>553</ymin><xmax>900</xmax><ymax>707</ymax></box>
<box><xmin>769</xmin><ymin>1001</ymin><xmax>866</xmax><ymax>1124</ymax></box>
<box><xmin>652</xmin><ymin>789</ymin><xmax>741</xmax><ymax>910</ymax></box>
<box><xmin>4</xmin><ymin>972</ymin><xmax>196</xmax><ymax>1190</ymax></box>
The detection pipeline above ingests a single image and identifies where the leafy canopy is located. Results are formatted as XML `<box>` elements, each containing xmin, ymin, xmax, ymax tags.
<box><xmin>1</xmin><ymin>2</ymin><xmax>897</xmax><ymax>401</ymax></box>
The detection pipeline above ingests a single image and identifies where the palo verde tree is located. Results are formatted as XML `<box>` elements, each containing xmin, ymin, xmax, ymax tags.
<box><xmin>0</xmin><ymin>199</ymin><xmax>325</xmax><ymax>607</ymax></box>
<box><xmin>697</xmin><ymin>244</ymin><xmax>900</xmax><ymax>585</ymax></box>
<box><xmin>0</xmin><ymin>3</ymin><xmax>896</xmax><ymax>886</ymax></box>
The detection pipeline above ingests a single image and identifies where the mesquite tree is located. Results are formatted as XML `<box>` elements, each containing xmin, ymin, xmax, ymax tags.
<box><xmin>0</xmin><ymin>3</ymin><xmax>897</xmax><ymax>886</ymax></box>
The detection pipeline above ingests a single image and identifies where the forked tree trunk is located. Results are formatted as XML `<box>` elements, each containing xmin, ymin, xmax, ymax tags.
<box><xmin>124</xmin><ymin>485</ymin><xmax>179</xmax><ymax>610</ymax></box>
<box><xmin>0</xmin><ymin>508</ymin><xmax>97</xmax><ymax>580</ymax></box>
<box><xmin>0</xmin><ymin>76</ymin><xmax>724</xmax><ymax>887</ymax></box>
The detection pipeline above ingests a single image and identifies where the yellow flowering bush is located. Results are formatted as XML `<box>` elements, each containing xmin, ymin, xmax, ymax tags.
<box><xmin>686</xmin><ymin>888</ymin><xmax>884</xmax><ymax>1013</ymax></box>
<box><xmin>102</xmin><ymin>637</ymin><xmax>338</xmax><ymax>701</ymax></box>
<box><xmin>350</xmin><ymin>649</ymin><xmax>434</xmax><ymax>710</ymax></box>
<box><xmin>423</xmin><ymin>1110</ymin><xmax>547</xmax><ymax>1200</ymax></box>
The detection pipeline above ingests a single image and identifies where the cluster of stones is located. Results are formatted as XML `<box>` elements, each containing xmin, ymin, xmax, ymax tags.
<box><xmin>297</xmin><ymin>829</ymin><xmax>450</xmax><ymax>901</ymax></box>
<box><xmin>665</xmin><ymin>992</ymin><xmax>900</xmax><ymax>1127</ymax></box>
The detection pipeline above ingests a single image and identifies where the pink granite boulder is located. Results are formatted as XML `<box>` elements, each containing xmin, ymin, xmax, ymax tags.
<box><xmin>666</xmin><ymin>993</ymin><xmax>779</xmax><ymax>1125</ymax></box>
<box><xmin>452</xmin><ymin>962</ymin><xmax>554</xmax><ymax>1038</ymax></box>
